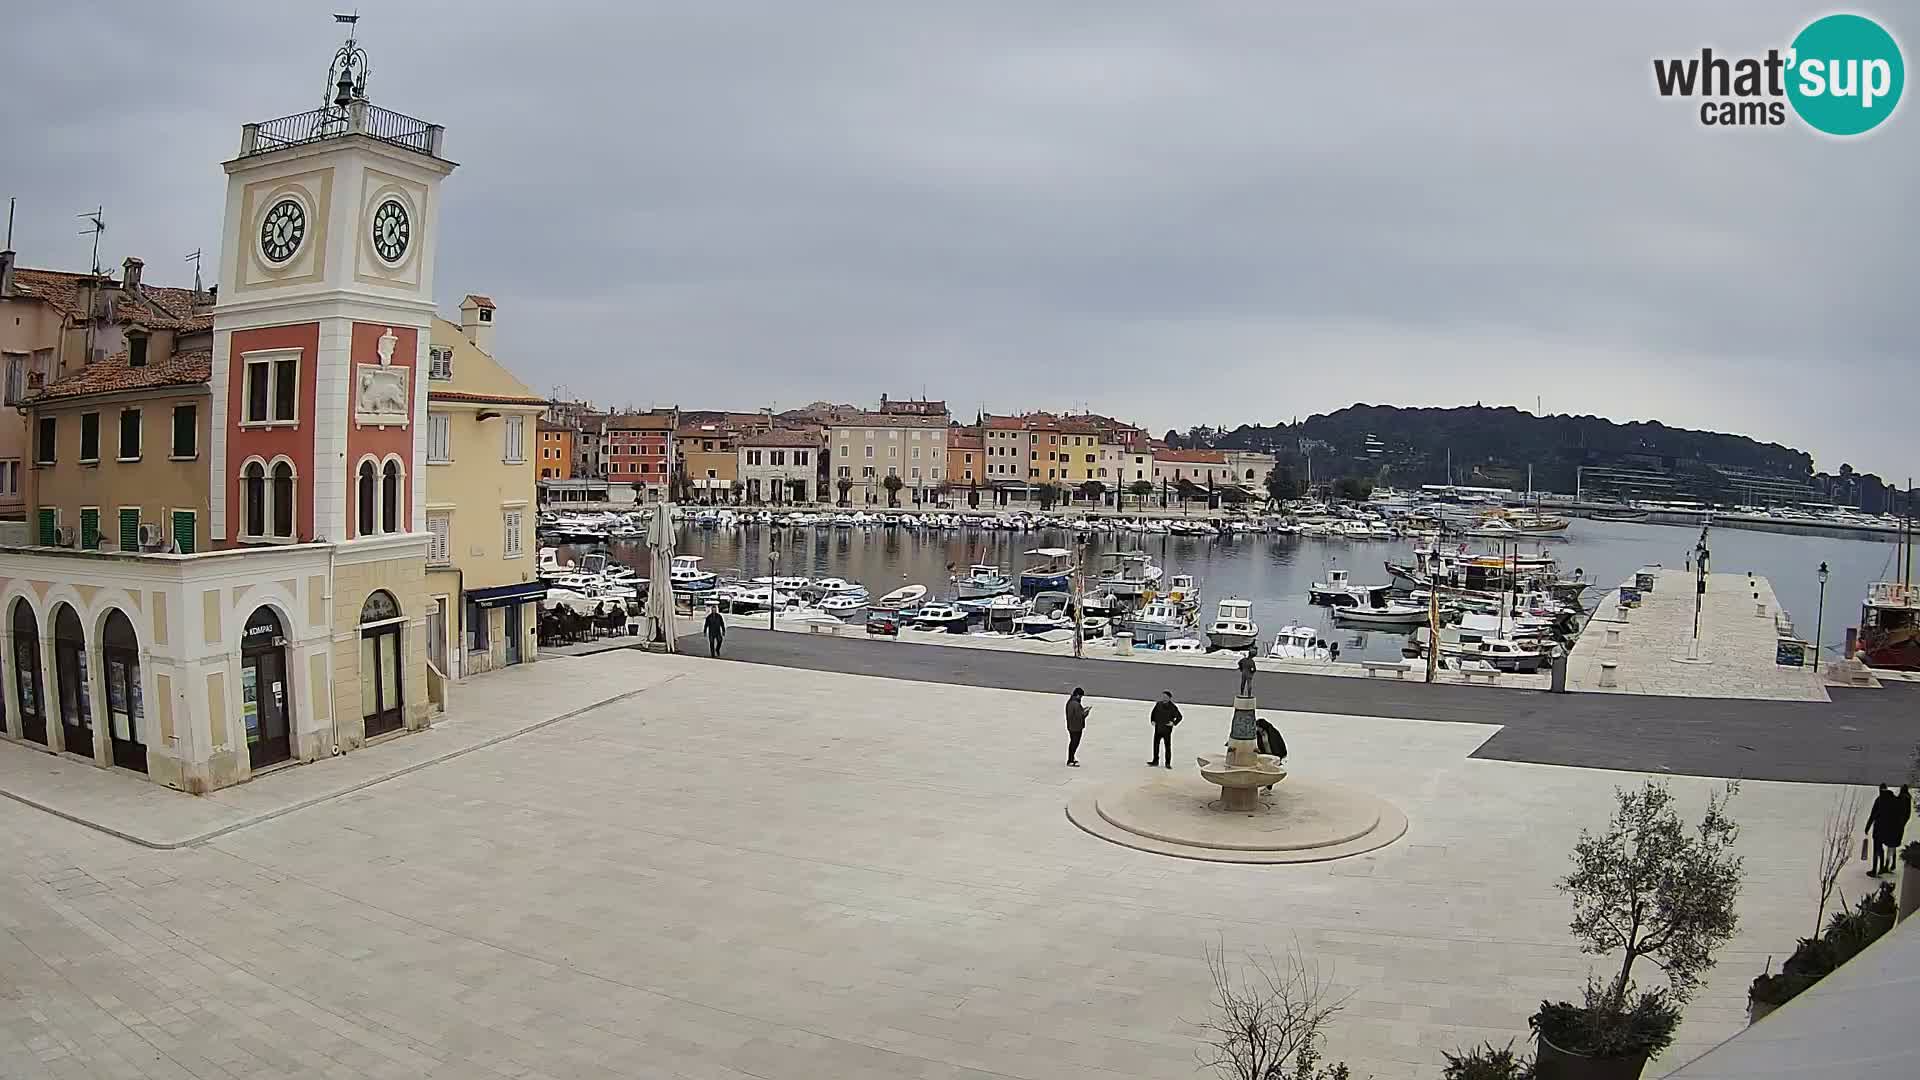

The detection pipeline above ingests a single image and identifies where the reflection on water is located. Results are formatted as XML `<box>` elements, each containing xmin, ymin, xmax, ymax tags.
<box><xmin>566</xmin><ymin>519</ymin><xmax>1901</xmax><ymax>663</ymax></box>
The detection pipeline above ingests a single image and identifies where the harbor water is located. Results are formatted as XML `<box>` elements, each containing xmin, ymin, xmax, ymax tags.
<box><xmin>562</xmin><ymin>518</ymin><xmax>1906</xmax><ymax>664</ymax></box>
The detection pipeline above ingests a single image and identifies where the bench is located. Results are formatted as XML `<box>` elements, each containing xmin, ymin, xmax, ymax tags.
<box><xmin>1460</xmin><ymin>668</ymin><xmax>1500</xmax><ymax>684</ymax></box>
<box><xmin>1361</xmin><ymin>660</ymin><xmax>1407</xmax><ymax>679</ymax></box>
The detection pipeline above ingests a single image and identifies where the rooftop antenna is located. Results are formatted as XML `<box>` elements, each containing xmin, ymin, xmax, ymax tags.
<box><xmin>184</xmin><ymin>248</ymin><xmax>203</xmax><ymax>296</ymax></box>
<box><xmin>77</xmin><ymin>206</ymin><xmax>106</xmax><ymax>365</ymax></box>
<box><xmin>5</xmin><ymin>197</ymin><xmax>14</xmax><ymax>248</ymax></box>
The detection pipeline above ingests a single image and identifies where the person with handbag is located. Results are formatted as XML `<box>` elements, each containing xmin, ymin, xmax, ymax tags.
<box><xmin>1865</xmin><ymin>785</ymin><xmax>1900</xmax><ymax>875</ymax></box>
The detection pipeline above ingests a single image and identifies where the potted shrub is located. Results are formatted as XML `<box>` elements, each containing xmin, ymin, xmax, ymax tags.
<box><xmin>1444</xmin><ymin>1041</ymin><xmax>1535</xmax><ymax>1079</ymax></box>
<box><xmin>1531</xmin><ymin>781</ymin><xmax>1743</xmax><ymax>1080</ymax></box>
<box><xmin>1532</xmin><ymin>982</ymin><xmax>1679</xmax><ymax>1080</ymax></box>
<box><xmin>1902</xmin><ymin>842</ymin><xmax>1920</xmax><ymax>921</ymax></box>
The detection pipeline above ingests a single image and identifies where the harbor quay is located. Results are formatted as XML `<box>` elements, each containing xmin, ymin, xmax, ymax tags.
<box><xmin>0</xmin><ymin>648</ymin><xmax>1901</xmax><ymax>1080</ymax></box>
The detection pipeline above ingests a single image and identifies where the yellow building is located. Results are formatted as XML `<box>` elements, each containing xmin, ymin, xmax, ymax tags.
<box><xmin>425</xmin><ymin>301</ymin><xmax>545</xmax><ymax>682</ymax></box>
<box><xmin>1057</xmin><ymin>420</ymin><xmax>1102</xmax><ymax>491</ymax></box>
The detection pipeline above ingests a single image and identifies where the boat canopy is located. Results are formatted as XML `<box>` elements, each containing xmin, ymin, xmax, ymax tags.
<box><xmin>1025</xmin><ymin>547</ymin><xmax>1072</xmax><ymax>557</ymax></box>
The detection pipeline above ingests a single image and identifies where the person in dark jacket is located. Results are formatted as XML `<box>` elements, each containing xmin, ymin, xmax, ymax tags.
<box><xmin>1895</xmin><ymin>785</ymin><xmax>1914</xmax><ymax>853</ymax></box>
<box><xmin>1148</xmin><ymin>691</ymin><xmax>1182</xmax><ymax>768</ymax></box>
<box><xmin>1254</xmin><ymin>716</ymin><xmax>1287</xmax><ymax>793</ymax></box>
<box><xmin>704</xmin><ymin>608</ymin><xmax>726</xmax><ymax>657</ymax></box>
<box><xmin>1065</xmin><ymin>688</ymin><xmax>1090</xmax><ymax>767</ymax></box>
<box><xmin>1866</xmin><ymin>784</ymin><xmax>1900</xmax><ymax>875</ymax></box>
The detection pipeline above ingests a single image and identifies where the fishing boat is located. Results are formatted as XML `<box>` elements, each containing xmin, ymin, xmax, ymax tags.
<box><xmin>1267</xmin><ymin>625</ymin><xmax>1331</xmax><ymax>661</ymax></box>
<box><xmin>1125</xmin><ymin>599</ymin><xmax>1192</xmax><ymax>645</ymax></box>
<box><xmin>1332</xmin><ymin>602</ymin><xmax>1432</xmax><ymax>627</ymax></box>
<box><xmin>808</xmin><ymin>577</ymin><xmax>867</xmax><ymax>597</ymax></box>
<box><xmin>1019</xmin><ymin>548</ymin><xmax>1076</xmax><ymax>595</ymax></box>
<box><xmin>872</xmin><ymin>583</ymin><xmax>929</xmax><ymax>611</ymax></box>
<box><xmin>1205</xmin><ymin>598</ymin><xmax>1259</xmax><ymax>651</ymax></box>
<box><xmin>1309</xmin><ymin>568</ymin><xmax>1392</xmax><ymax>608</ymax></box>
<box><xmin>1162</xmin><ymin>573</ymin><xmax>1202</xmax><ymax>611</ymax></box>
<box><xmin>1857</xmin><ymin>581</ymin><xmax>1920</xmax><ymax>671</ymax></box>
<box><xmin>668</xmin><ymin>555</ymin><xmax>718</xmax><ymax>592</ymax></box>
<box><xmin>1406</xmin><ymin>625</ymin><xmax>1542</xmax><ymax>673</ymax></box>
<box><xmin>1015</xmin><ymin>591</ymin><xmax>1074</xmax><ymax>635</ymax></box>
<box><xmin>1093</xmin><ymin>551</ymin><xmax>1164</xmax><ymax>600</ymax></box>
<box><xmin>950</xmin><ymin>564</ymin><xmax>1013</xmax><ymax>599</ymax></box>
<box><xmin>913</xmin><ymin>603</ymin><xmax>972</xmax><ymax>633</ymax></box>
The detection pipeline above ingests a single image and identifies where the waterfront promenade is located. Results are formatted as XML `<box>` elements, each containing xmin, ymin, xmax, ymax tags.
<box><xmin>0</xmin><ymin>648</ymin><xmax>1894</xmax><ymax>1079</ymax></box>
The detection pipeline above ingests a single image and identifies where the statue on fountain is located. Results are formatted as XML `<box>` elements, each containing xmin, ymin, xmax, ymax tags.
<box><xmin>1237</xmin><ymin>651</ymin><xmax>1257</xmax><ymax>698</ymax></box>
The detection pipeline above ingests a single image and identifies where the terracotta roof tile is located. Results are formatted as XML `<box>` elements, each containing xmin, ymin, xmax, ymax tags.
<box><xmin>427</xmin><ymin>389</ymin><xmax>547</xmax><ymax>406</ymax></box>
<box><xmin>35</xmin><ymin>348</ymin><xmax>211</xmax><ymax>402</ymax></box>
<box><xmin>740</xmin><ymin>429</ymin><xmax>821</xmax><ymax>448</ymax></box>
<box><xmin>947</xmin><ymin>431</ymin><xmax>983</xmax><ymax>450</ymax></box>
<box><xmin>462</xmin><ymin>294</ymin><xmax>496</xmax><ymax>309</ymax></box>
<box><xmin>7</xmin><ymin>268</ymin><xmax>211</xmax><ymax>331</ymax></box>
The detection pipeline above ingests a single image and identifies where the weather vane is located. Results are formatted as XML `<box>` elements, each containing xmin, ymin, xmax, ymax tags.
<box><xmin>324</xmin><ymin>12</ymin><xmax>370</xmax><ymax>110</ymax></box>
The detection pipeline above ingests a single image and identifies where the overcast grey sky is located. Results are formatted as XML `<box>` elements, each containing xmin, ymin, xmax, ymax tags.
<box><xmin>2</xmin><ymin>3</ymin><xmax>1912</xmax><ymax>476</ymax></box>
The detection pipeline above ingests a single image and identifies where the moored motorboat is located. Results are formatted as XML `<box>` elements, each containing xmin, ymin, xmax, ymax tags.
<box><xmin>1205</xmin><ymin>598</ymin><xmax>1259</xmax><ymax>651</ymax></box>
<box><xmin>912</xmin><ymin>603</ymin><xmax>972</xmax><ymax>633</ymax></box>
<box><xmin>872</xmin><ymin>583</ymin><xmax>929</xmax><ymax>611</ymax></box>
<box><xmin>1267</xmin><ymin>625</ymin><xmax>1331</xmax><ymax>661</ymax></box>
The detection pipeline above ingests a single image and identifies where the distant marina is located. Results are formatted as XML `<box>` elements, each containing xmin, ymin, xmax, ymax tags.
<box><xmin>537</xmin><ymin>494</ymin><xmax>1913</xmax><ymax>671</ymax></box>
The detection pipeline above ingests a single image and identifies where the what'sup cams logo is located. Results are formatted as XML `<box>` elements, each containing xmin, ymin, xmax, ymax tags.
<box><xmin>1654</xmin><ymin>12</ymin><xmax>1904</xmax><ymax>135</ymax></box>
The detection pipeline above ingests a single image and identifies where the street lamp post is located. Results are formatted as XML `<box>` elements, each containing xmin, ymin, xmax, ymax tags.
<box><xmin>768</xmin><ymin>548</ymin><xmax>780</xmax><ymax>632</ymax></box>
<box><xmin>1812</xmin><ymin>560</ymin><xmax>1829</xmax><ymax>671</ymax></box>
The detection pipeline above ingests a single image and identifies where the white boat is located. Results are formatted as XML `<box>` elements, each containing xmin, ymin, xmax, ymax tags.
<box><xmin>1161</xmin><ymin>573</ymin><xmax>1201</xmax><ymax>611</ymax></box>
<box><xmin>1406</xmin><ymin>626</ymin><xmax>1543</xmax><ymax>673</ymax></box>
<box><xmin>1332</xmin><ymin>603</ymin><xmax>1432</xmax><ymax>627</ymax></box>
<box><xmin>669</xmin><ymin>555</ymin><xmax>718</xmax><ymax>592</ymax></box>
<box><xmin>913</xmin><ymin>603</ymin><xmax>972</xmax><ymax>633</ymax></box>
<box><xmin>1125</xmin><ymin>599</ymin><xmax>1192</xmax><ymax>645</ymax></box>
<box><xmin>716</xmin><ymin>585</ymin><xmax>792</xmax><ymax>614</ymax></box>
<box><xmin>1267</xmin><ymin>625</ymin><xmax>1331</xmax><ymax>661</ymax></box>
<box><xmin>1094</xmin><ymin>551</ymin><xmax>1164</xmax><ymax>600</ymax></box>
<box><xmin>819</xmin><ymin>594</ymin><xmax>869</xmax><ymax>620</ymax></box>
<box><xmin>1164</xmin><ymin>637</ymin><xmax>1204</xmax><ymax>653</ymax></box>
<box><xmin>809</xmin><ymin>577</ymin><xmax>867</xmax><ymax>597</ymax></box>
<box><xmin>951</xmin><ymin>564</ymin><xmax>1013</xmax><ymax>599</ymax></box>
<box><xmin>873</xmin><ymin>584</ymin><xmax>929</xmax><ymax>610</ymax></box>
<box><xmin>1014</xmin><ymin>610</ymin><xmax>1073</xmax><ymax>636</ymax></box>
<box><xmin>1206</xmin><ymin>598</ymin><xmax>1259</xmax><ymax>651</ymax></box>
<box><xmin>1309</xmin><ymin>568</ymin><xmax>1392</xmax><ymax>608</ymax></box>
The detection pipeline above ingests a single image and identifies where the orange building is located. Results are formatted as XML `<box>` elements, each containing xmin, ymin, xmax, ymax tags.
<box><xmin>946</xmin><ymin>428</ymin><xmax>982</xmax><ymax>489</ymax></box>
<box><xmin>536</xmin><ymin>420</ymin><xmax>572</xmax><ymax>480</ymax></box>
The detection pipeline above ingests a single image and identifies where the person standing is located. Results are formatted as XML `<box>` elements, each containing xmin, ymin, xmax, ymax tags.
<box><xmin>1148</xmin><ymin>690</ymin><xmax>1182</xmax><ymax>768</ymax></box>
<box><xmin>1866</xmin><ymin>784</ymin><xmax>1899</xmax><ymax>875</ymax></box>
<box><xmin>1065</xmin><ymin>688</ymin><xmax>1090</xmax><ymax>767</ymax></box>
<box><xmin>704</xmin><ymin>607</ymin><xmax>726</xmax><ymax>658</ymax></box>
<box><xmin>1254</xmin><ymin>716</ymin><xmax>1287</xmax><ymax>794</ymax></box>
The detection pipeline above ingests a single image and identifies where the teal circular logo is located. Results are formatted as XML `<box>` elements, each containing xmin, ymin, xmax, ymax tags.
<box><xmin>1787</xmin><ymin>14</ymin><xmax>1904</xmax><ymax>135</ymax></box>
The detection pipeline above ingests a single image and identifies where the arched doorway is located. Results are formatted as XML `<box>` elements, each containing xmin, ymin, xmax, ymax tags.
<box><xmin>241</xmin><ymin>606</ymin><xmax>293</xmax><ymax>769</ymax></box>
<box><xmin>360</xmin><ymin>590</ymin><xmax>404</xmax><ymax>738</ymax></box>
<box><xmin>52</xmin><ymin>603</ymin><xmax>93</xmax><ymax>759</ymax></box>
<box><xmin>101</xmin><ymin>610</ymin><xmax>147</xmax><ymax>773</ymax></box>
<box><xmin>11</xmin><ymin>600</ymin><xmax>44</xmax><ymax>745</ymax></box>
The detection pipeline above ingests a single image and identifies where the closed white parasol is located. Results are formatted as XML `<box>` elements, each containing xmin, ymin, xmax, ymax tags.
<box><xmin>645</xmin><ymin>501</ymin><xmax>678</xmax><ymax>651</ymax></box>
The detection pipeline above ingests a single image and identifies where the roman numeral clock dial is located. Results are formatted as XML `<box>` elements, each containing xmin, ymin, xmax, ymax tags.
<box><xmin>259</xmin><ymin>199</ymin><xmax>305</xmax><ymax>264</ymax></box>
<box><xmin>372</xmin><ymin>199</ymin><xmax>411</xmax><ymax>263</ymax></box>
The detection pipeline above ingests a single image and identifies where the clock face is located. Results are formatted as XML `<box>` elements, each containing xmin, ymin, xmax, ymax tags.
<box><xmin>371</xmin><ymin>199</ymin><xmax>411</xmax><ymax>263</ymax></box>
<box><xmin>259</xmin><ymin>199</ymin><xmax>306</xmax><ymax>264</ymax></box>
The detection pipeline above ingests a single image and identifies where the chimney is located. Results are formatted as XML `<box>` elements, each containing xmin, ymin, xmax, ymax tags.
<box><xmin>0</xmin><ymin>248</ymin><xmax>13</xmax><ymax>298</ymax></box>
<box><xmin>122</xmin><ymin>256</ymin><xmax>143</xmax><ymax>291</ymax></box>
<box><xmin>459</xmin><ymin>294</ymin><xmax>496</xmax><ymax>353</ymax></box>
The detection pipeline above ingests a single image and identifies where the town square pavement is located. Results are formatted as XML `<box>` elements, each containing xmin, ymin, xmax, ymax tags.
<box><xmin>0</xmin><ymin>649</ymin><xmax>1882</xmax><ymax>1079</ymax></box>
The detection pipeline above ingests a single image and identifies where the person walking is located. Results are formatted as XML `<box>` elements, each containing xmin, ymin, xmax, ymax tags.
<box><xmin>1065</xmin><ymin>688</ymin><xmax>1091</xmax><ymax>767</ymax></box>
<box><xmin>1148</xmin><ymin>691</ymin><xmax>1182</xmax><ymax>768</ymax></box>
<box><xmin>1895</xmin><ymin>785</ymin><xmax>1914</xmax><ymax>856</ymax></box>
<box><xmin>1865</xmin><ymin>784</ymin><xmax>1899</xmax><ymax>875</ymax></box>
<box><xmin>704</xmin><ymin>607</ymin><xmax>726</xmax><ymax>658</ymax></box>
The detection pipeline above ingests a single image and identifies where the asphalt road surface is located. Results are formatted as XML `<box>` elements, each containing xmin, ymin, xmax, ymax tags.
<box><xmin>686</xmin><ymin>629</ymin><xmax>1920</xmax><ymax>785</ymax></box>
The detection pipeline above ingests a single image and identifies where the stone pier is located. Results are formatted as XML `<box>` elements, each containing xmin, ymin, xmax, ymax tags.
<box><xmin>1565</xmin><ymin>568</ymin><xmax>1828</xmax><ymax>701</ymax></box>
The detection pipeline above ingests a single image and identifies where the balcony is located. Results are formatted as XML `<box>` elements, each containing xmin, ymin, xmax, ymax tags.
<box><xmin>239</xmin><ymin>101</ymin><xmax>444</xmax><ymax>159</ymax></box>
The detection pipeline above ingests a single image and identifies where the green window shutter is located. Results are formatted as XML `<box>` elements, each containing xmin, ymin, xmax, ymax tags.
<box><xmin>170</xmin><ymin>510</ymin><xmax>195</xmax><ymax>554</ymax></box>
<box><xmin>119</xmin><ymin>508</ymin><xmax>140</xmax><ymax>551</ymax></box>
<box><xmin>36</xmin><ymin>508</ymin><xmax>55</xmax><ymax>546</ymax></box>
<box><xmin>79</xmin><ymin>508</ymin><xmax>100</xmax><ymax>550</ymax></box>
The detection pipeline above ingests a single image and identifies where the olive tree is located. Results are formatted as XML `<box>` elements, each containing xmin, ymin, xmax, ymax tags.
<box><xmin>1560</xmin><ymin>780</ymin><xmax>1744</xmax><ymax>1005</ymax></box>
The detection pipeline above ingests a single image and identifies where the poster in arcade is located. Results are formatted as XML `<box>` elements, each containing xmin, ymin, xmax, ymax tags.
<box><xmin>242</xmin><ymin>665</ymin><xmax>260</xmax><ymax>744</ymax></box>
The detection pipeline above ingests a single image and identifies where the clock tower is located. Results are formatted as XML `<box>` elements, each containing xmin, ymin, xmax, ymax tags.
<box><xmin>210</xmin><ymin>19</ymin><xmax>455</xmax><ymax>549</ymax></box>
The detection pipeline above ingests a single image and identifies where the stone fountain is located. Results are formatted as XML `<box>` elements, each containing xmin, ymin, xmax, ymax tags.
<box><xmin>1065</xmin><ymin>655</ymin><xmax>1407</xmax><ymax>864</ymax></box>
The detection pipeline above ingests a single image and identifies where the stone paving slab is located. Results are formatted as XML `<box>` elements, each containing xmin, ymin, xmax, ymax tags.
<box><xmin>0</xmin><ymin>655</ymin><xmax>683</xmax><ymax>848</ymax></box>
<box><xmin>0</xmin><ymin>650</ymin><xmax>1876</xmax><ymax>1079</ymax></box>
<box><xmin>1567</xmin><ymin>569</ymin><xmax>1828</xmax><ymax>702</ymax></box>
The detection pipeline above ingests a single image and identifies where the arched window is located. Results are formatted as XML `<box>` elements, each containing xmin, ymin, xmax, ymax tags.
<box><xmin>242</xmin><ymin>461</ymin><xmax>267</xmax><ymax>538</ymax></box>
<box><xmin>357</xmin><ymin>460</ymin><xmax>377</xmax><ymax>537</ymax></box>
<box><xmin>361</xmin><ymin>590</ymin><xmax>401</xmax><ymax>623</ymax></box>
<box><xmin>381</xmin><ymin>460</ymin><xmax>402</xmax><ymax>533</ymax></box>
<box><xmin>270</xmin><ymin>461</ymin><xmax>295</xmax><ymax>538</ymax></box>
